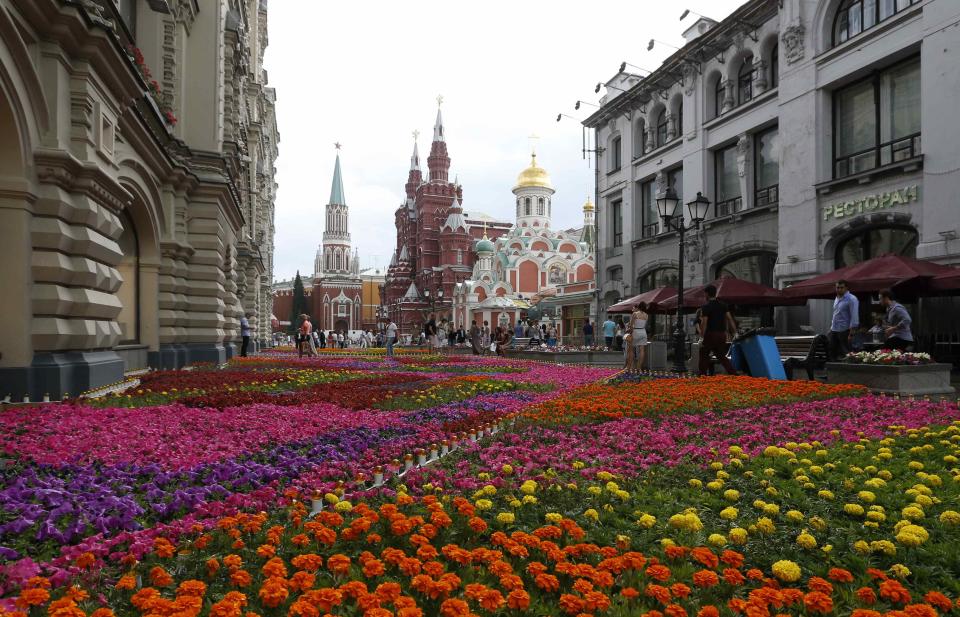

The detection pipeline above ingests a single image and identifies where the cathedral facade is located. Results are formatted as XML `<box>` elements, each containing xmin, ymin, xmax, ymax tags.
<box><xmin>382</xmin><ymin>104</ymin><xmax>511</xmax><ymax>336</ymax></box>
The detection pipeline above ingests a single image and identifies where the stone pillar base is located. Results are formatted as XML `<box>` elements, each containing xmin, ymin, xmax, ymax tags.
<box><xmin>151</xmin><ymin>344</ymin><xmax>189</xmax><ymax>370</ymax></box>
<box><xmin>224</xmin><ymin>342</ymin><xmax>236</xmax><ymax>360</ymax></box>
<box><xmin>0</xmin><ymin>351</ymin><xmax>124</xmax><ymax>400</ymax></box>
<box><xmin>186</xmin><ymin>343</ymin><xmax>226</xmax><ymax>365</ymax></box>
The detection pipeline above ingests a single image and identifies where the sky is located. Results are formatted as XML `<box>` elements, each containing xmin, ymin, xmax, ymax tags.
<box><xmin>265</xmin><ymin>0</ymin><xmax>745</xmax><ymax>282</ymax></box>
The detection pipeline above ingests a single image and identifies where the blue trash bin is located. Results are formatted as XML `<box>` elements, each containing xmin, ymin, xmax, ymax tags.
<box><xmin>736</xmin><ymin>328</ymin><xmax>787</xmax><ymax>379</ymax></box>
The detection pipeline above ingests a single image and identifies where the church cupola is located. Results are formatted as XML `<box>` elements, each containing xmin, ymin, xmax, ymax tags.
<box><xmin>581</xmin><ymin>197</ymin><xmax>596</xmax><ymax>253</ymax></box>
<box><xmin>512</xmin><ymin>152</ymin><xmax>555</xmax><ymax>230</ymax></box>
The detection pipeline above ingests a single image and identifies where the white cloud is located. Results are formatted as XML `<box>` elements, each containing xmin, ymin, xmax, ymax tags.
<box><xmin>265</xmin><ymin>0</ymin><xmax>744</xmax><ymax>281</ymax></box>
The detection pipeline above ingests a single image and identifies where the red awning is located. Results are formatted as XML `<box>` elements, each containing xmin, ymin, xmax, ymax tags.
<box><xmin>660</xmin><ymin>278</ymin><xmax>800</xmax><ymax>311</ymax></box>
<box><xmin>607</xmin><ymin>287</ymin><xmax>677</xmax><ymax>314</ymax></box>
<box><xmin>783</xmin><ymin>254</ymin><xmax>956</xmax><ymax>299</ymax></box>
<box><xmin>930</xmin><ymin>269</ymin><xmax>960</xmax><ymax>294</ymax></box>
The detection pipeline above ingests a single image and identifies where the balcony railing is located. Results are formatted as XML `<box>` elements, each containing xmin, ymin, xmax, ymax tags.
<box><xmin>755</xmin><ymin>184</ymin><xmax>779</xmax><ymax>208</ymax></box>
<box><xmin>603</xmin><ymin>246</ymin><xmax>624</xmax><ymax>259</ymax></box>
<box><xmin>641</xmin><ymin>222</ymin><xmax>659</xmax><ymax>239</ymax></box>
<box><xmin>715</xmin><ymin>197</ymin><xmax>743</xmax><ymax>217</ymax></box>
<box><xmin>834</xmin><ymin>132</ymin><xmax>921</xmax><ymax>178</ymax></box>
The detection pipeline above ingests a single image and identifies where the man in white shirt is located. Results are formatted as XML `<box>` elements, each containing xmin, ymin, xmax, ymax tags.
<box><xmin>385</xmin><ymin>320</ymin><xmax>398</xmax><ymax>357</ymax></box>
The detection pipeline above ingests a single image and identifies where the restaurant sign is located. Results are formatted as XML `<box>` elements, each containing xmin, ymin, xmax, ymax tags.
<box><xmin>822</xmin><ymin>185</ymin><xmax>919</xmax><ymax>221</ymax></box>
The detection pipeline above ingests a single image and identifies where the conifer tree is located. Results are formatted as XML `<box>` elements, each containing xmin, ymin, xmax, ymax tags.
<box><xmin>288</xmin><ymin>271</ymin><xmax>309</xmax><ymax>333</ymax></box>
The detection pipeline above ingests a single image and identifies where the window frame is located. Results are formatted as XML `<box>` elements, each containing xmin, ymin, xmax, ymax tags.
<box><xmin>770</xmin><ymin>44</ymin><xmax>778</xmax><ymax>89</ymax></box>
<box><xmin>611</xmin><ymin>199</ymin><xmax>623</xmax><ymax>247</ymax></box>
<box><xmin>833</xmin><ymin>0</ymin><xmax>920</xmax><ymax>47</ymax></box>
<box><xmin>655</xmin><ymin>109</ymin><xmax>668</xmax><ymax>148</ymax></box>
<box><xmin>831</xmin><ymin>55</ymin><xmax>921</xmax><ymax>179</ymax></box>
<box><xmin>754</xmin><ymin>127</ymin><xmax>779</xmax><ymax>207</ymax></box>
<box><xmin>609</xmin><ymin>136</ymin><xmax>623</xmax><ymax>171</ymax></box>
<box><xmin>714</xmin><ymin>76</ymin><xmax>726</xmax><ymax>118</ymax></box>
<box><xmin>738</xmin><ymin>59</ymin><xmax>754</xmax><ymax>105</ymax></box>
<box><xmin>640</xmin><ymin>179</ymin><xmax>658</xmax><ymax>239</ymax></box>
<box><xmin>714</xmin><ymin>144</ymin><xmax>743</xmax><ymax>217</ymax></box>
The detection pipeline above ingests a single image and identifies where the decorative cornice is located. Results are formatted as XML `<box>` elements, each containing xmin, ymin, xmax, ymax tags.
<box><xmin>34</xmin><ymin>148</ymin><xmax>130</xmax><ymax>212</ymax></box>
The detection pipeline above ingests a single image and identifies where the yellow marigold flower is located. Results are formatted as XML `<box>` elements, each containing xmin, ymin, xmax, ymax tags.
<box><xmin>477</xmin><ymin>472</ymin><xmax>491</xmax><ymax>480</ymax></box>
<box><xmin>496</xmin><ymin>512</ymin><xmax>515</xmax><ymax>524</ymax></box>
<box><xmin>854</xmin><ymin>540</ymin><xmax>871</xmax><ymax>554</ymax></box>
<box><xmin>706</xmin><ymin>481</ymin><xmax>724</xmax><ymax>491</ymax></box>
<box><xmin>334</xmin><ymin>501</ymin><xmax>353</xmax><ymax>513</ymax></box>
<box><xmin>858</xmin><ymin>491</ymin><xmax>876</xmax><ymax>503</ymax></box>
<box><xmin>605</xmin><ymin>481</ymin><xmax>620</xmax><ymax>492</ymax></box>
<box><xmin>895</xmin><ymin>524</ymin><xmax>929</xmax><ymax>547</ymax></box>
<box><xmin>889</xmin><ymin>564</ymin><xmax>911</xmax><ymax>579</ymax></box>
<box><xmin>667</xmin><ymin>512</ymin><xmax>703</xmax><ymax>532</ymax></box>
<box><xmin>844</xmin><ymin>503</ymin><xmax>865</xmax><ymax>517</ymax></box>
<box><xmin>720</xmin><ymin>507</ymin><xmax>738</xmax><ymax>520</ymax></box>
<box><xmin>870</xmin><ymin>540</ymin><xmax>896</xmax><ymax>555</ymax></box>
<box><xmin>708</xmin><ymin>533</ymin><xmax>727</xmax><ymax>547</ymax></box>
<box><xmin>944</xmin><ymin>455</ymin><xmax>958</xmax><ymax>464</ymax></box>
<box><xmin>522</xmin><ymin>495</ymin><xmax>537</xmax><ymax>505</ymax></box>
<box><xmin>753</xmin><ymin>499</ymin><xmax>767</xmax><ymax>510</ymax></box>
<box><xmin>764</xmin><ymin>468</ymin><xmax>776</xmax><ymax>477</ymax></box>
<box><xmin>716</xmin><ymin>470</ymin><xmax>730</xmax><ymax>480</ymax></box>
<box><xmin>914</xmin><ymin>494</ymin><xmax>934</xmax><ymax>507</ymax></box>
<box><xmin>730</xmin><ymin>458</ymin><xmax>744</xmax><ymax>468</ymax></box>
<box><xmin>765</xmin><ymin>487</ymin><xmax>780</xmax><ymax>497</ymax></box>
<box><xmin>636</xmin><ymin>514</ymin><xmax>657</xmax><ymax>528</ymax></box>
<box><xmin>785</xmin><ymin>510</ymin><xmax>804</xmax><ymax>523</ymax></box>
<box><xmin>583</xmin><ymin>508</ymin><xmax>599</xmax><ymax>521</ymax></box>
<box><xmin>509</xmin><ymin>499</ymin><xmax>522</xmax><ymax>508</ymax></box>
<box><xmin>809</xmin><ymin>465</ymin><xmax>824</xmax><ymax>475</ymax></box>
<box><xmin>324</xmin><ymin>493</ymin><xmax>339</xmax><ymax>505</ymax></box>
<box><xmin>755</xmin><ymin>517</ymin><xmax>776</xmax><ymax>534</ymax></box>
<box><xmin>908</xmin><ymin>461</ymin><xmax>924</xmax><ymax>470</ymax></box>
<box><xmin>501</xmin><ymin>464</ymin><xmax>514</xmax><ymax>475</ymax></box>
<box><xmin>520</xmin><ymin>480</ymin><xmax>537</xmax><ymax>495</ymax></box>
<box><xmin>615</xmin><ymin>490</ymin><xmax>631</xmax><ymax>500</ymax></box>
<box><xmin>796</xmin><ymin>531</ymin><xmax>817</xmax><ymax>549</ymax></box>
<box><xmin>866</xmin><ymin>511</ymin><xmax>886</xmax><ymax>523</ymax></box>
<box><xmin>762</xmin><ymin>504</ymin><xmax>780</xmax><ymax>516</ymax></box>
<box><xmin>728</xmin><ymin>445</ymin><xmax>744</xmax><ymax>455</ymax></box>
<box><xmin>587</xmin><ymin>486</ymin><xmax>602</xmax><ymax>496</ymax></box>
<box><xmin>763</xmin><ymin>446</ymin><xmax>780</xmax><ymax>457</ymax></box>
<box><xmin>939</xmin><ymin>510</ymin><xmax>960</xmax><ymax>525</ymax></box>
<box><xmin>474</xmin><ymin>499</ymin><xmax>493</xmax><ymax>511</ymax></box>
<box><xmin>818</xmin><ymin>490</ymin><xmax>835</xmax><ymax>501</ymax></box>
<box><xmin>596</xmin><ymin>471</ymin><xmax>614</xmax><ymax>481</ymax></box>
<box><xmin>545</xmin><ymin>512</ymin><xmax>562</xmax><ymax>523</ymax></box>
<box><xmin>771</xmin><ymin>560</ymin><xmax>801</xmax><ymax>583</ymax></box>
<box><xmin>661</xmin><ymin>538</ymin><xmax>676</xmax><ymax>548</ymax></box>
<box><xmin>729</xmin><ymin>527</ymin><xmax>748</xmax><ymax>544</ymax></box>
<box><xmin>901</xmin><ymin>505</ymin><xmax>925</xmax><ymax>520</ymax></box>
<box><xmin>572</xmin><ymin>461</ymin><xmax>584</xmax><ymax>470</ymax></box>
<box><xmin>482</xmin><ymin>484</ymin><xmax>497</xmax><ymax>496</ymax></box>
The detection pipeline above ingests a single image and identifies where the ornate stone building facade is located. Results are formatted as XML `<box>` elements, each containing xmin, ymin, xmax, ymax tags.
<box><xmin>382</xmin><ymin>103</ymin><xmax>511</xmax><ymax>336</ymax></box>
<box><xmin>0</xmin><ymin>0</ymin><xmax>279</xmax><ymax>399</ymax></box>
<box><xmin>452</xmin><ymin>155</ymin><xmax>597</xmax><ymax>336</ymax></box>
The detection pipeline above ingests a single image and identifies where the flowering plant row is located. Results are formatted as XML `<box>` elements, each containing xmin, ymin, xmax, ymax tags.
<box><xmin>845</xmin><ymin>350</ymin><xmax>934</xmax><ymax>365</ymax></box>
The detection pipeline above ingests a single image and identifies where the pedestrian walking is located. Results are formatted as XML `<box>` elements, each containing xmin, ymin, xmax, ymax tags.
<box><xmin>470</xmin><ymin>320</ymin><xmax>482</xmax><ymax>355</ymax></box>
<box><xmin>239</xmin><ymin>313</ymin><xmax>251</xmax><ymax>357</ymax></box>
<box><xmin>582</xmin><ymin>320</ymin><xmax>594</xmax><ymax>347</ymax></box>
<box><xmin>829</xmin><ymin>280</ymin><xmax>859</xmax><ymax>360</ymax></box>
<box><xmin>879</xmin><ymin>289</ymin><xmax>913</xmax><ymax>351</ymax></box>
<box><xmin>698</xmin><ymin>285</ymin><xmax>738</xmax><ymax>376</ymax></box>
<box><xmin>385</xmin><ymin>319</ymin><xmax>398</xmax><ymax>357</ymax></box>
<box><xmin>628</xmin><ymin>302</ymin><xmax>649</xmax><ymax>372</ymax></box>
<box><xmin>425</xmin><ymin>313</ymin><xmax>439</xmax><ymax>352</ymax></box>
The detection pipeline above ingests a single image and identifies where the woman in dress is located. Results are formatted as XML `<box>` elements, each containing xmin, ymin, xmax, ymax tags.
<box><xmin>470</xmin><ymin>320</ymin><xmax>482</xmax><ymax>355</ymax></box>
<box><xmin>628</xmin><ymin>302</ymin><xmax>649</xmax><ymax>372</ymax></box>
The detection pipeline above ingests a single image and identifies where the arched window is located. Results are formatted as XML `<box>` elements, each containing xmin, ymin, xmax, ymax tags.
<box><xmin>524</xmin><ymin>198</ymin><xmax>531</xmax><ymax>216</ymax></box>
<box><xmin>655</xmin><ymin>109</ymin><xmax>668</xmax><ymax>148</ymax></box>
<box><xmin>637</xmin><ymin>267</ymin><xmax>679</xmax><ymax>292</ymax></box>
<box><xmin>833</xmin><ymin>0</ymin><xmax>920</xmax><ymax>47</ymax></box>
<box><xmin>516</xmin><ymin>198</ymin><xmax>521</xmax><ymax>217</ymax></box>
<box><xmin>770</xmin><ymin>44</ymin><xmax>778</xmax><ymax>89</ymax></box>
<box><xmin>675</xmin><ymin>100</ymin><xmax>683</xmax><ymax>137</ymax></box>
<box><xmin>714</xmin><ymin>75</ymin><xmax>726</xmax><ymax>118</ymax></box>
<box><xmin>537</xmin><ymin>197</ymin><xmax>545</xmax><ymax>215</ymax></box>
<box><xmin>714</xmin><ymin>252</ymin><xmax>776</xmax><ymax>287</ymax></box>
<box><xmin>738</xmin><ymin>58</ymin><xmax>753</xmax><ymax>105</ymax></box>
<box><xmin>835</xmin><ymin>226</ymin><xmax>918</xmax><ymax>268</ymax></box>
<box><xmin>634</xmin><ymin>118</ymin><xmax>646</xmax><ymax>155</ymax></box>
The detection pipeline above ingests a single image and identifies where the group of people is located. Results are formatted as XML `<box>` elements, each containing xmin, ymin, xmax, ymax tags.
<box><xmin>294</xmin><ymin>314</ymin><xmax>383</xmax><ymax>358</ymax></box>
<box><xmin>829</xmin><ymin>281</ymin><xmax>913</xmax><ymax>359</ymax></box>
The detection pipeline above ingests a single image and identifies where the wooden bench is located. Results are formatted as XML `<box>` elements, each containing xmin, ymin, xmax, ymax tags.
<box><xmin>775</xmin><ymin>335</ymin><xmax>830</xmax><ymax>380</ymax></box>
<box><xmin>510</xmin><ymin>337</ymin><xmax>531</xmax><ymax>349</ymax></box>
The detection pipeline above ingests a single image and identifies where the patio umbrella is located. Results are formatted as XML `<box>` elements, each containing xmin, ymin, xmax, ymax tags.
<box><xmin>660</xmin><ymin>278</ymin><xmax>800</xmax><ymax>311</ymax></box>
<box><xmin>783</xmin><ymin>254</ymin><xmax>956</xmax><ymax>299</ymax></box>
<box><xmin>929</xmin><ymin>268</ymin><xmax>960</xmax><ymax>294</ymax></box>
<box><xmin>607</xmin><ymin>287</ymin><xmax>677</xmax><ymax>314</ymax></box>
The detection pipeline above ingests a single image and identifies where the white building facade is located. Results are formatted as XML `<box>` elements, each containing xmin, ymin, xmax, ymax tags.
<box><xmin>587</xmin><ymin>0</ymin><xmax>960</xmax><ymax>356</ymax></box>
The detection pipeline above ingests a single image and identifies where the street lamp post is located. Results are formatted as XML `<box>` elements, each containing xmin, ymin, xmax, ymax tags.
<box><xmin>657</xmin><ymin>190</ymin><xmax>711</xmax><ymax>374</ymax></box>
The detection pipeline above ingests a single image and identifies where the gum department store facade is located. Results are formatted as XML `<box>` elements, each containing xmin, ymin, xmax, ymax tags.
<box><xmin>588</xmin><ymin>0</ymin><xmax>960</xmax><ymax>357</ymax></box>
<box><xmin>0</xmin><ymin>0</ymin><xmax>278</xmax><ymax>399</ymax></box>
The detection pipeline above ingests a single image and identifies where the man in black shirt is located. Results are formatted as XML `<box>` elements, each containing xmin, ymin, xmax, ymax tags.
<box><xmin>698</xmin><ymin>284</ymin><xmax>738</xmax><ymax>376</ymax></box>
<box><xmin>425</xmin><ymin>313</ymin><xmax>438</xmax><ymax>351</ymax></box>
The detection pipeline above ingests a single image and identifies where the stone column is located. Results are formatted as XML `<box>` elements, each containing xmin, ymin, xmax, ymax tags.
<box><xmin>182</xmin><ymin>198</ymin><xmax>227</xmax><ymax>363</ymax></box>
<box><xmin>157</xmin><ymin>242</ymin><xmax>191</xmax><ymax>368</ymax></box>
<box><xmin>721</xmin><ymin>79</ymin><xmax>736</xmax><ymax>114</ymax></box>
<box><xmin>666</xmin><ymin>112</ymin><xmax>677</xmax><ymax>142</ymax></box>
<box><xmin>753</xmin><ymin>58</ymin><xmax>768</xmax><ymax>95</ymax></box>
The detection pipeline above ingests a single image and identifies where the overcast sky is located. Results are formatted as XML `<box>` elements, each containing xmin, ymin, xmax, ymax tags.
<box><xmin>265</xmin><ymin>1</ymin><xmax>744</xmax><ymax>282</ymax></box>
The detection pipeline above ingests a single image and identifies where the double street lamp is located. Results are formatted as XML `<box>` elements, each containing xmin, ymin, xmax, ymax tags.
<box><xmin>656</xmin><ymin>189</ymin><xmax>711</xmax><ymax>374</ymax></box>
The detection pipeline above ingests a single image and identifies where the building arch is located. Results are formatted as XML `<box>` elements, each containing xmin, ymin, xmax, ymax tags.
<box><xmin>706</xmin><ymin>69</ymin><xmax>725</xmax><ymax>120</ymax></box>
<box><xmin>825</xmin><ymin>215</ymin><xmax>918</xmax><ymax>268</ymax></box>
<box><xmin>633</xmin><ymin>117</ymin><xmax>646</xmax><ymax>156</ymax></box>
<box><xmin>0</xmin><ymin>6</ymin><xmax>48</xmax><ymax>168</ymax></box>
<box><xmin>636</xmin><ymin>261</ymin><xmax>680</xmax><ymax>292</ymax></box>
<box><xmin>517</xmin><ymin>259</ymin><xmax>539</xmax><ymax>293</ymax></box>
<box><xmin>759</xmin><ymin>33</ymin><xmax>779</xmax><ymax>89</ymax></box>
<box><xmin>575</xmin><ymin>263</ymin><xmax>594</xmax><ymax>281</ymax></box>
<box><xmin>669</xmin><ymin>93</ymin><xmax>683</xmax><ymax>140</ymax></box>
<box><xmin>713</xmin><ymin>250</ymin><xmax>777</xmax><ymax>286</ymax></box>
<box><xmin>725</xmin><ymin>49</ymin><xmax>756</xmax><ymax>107</ymax></box>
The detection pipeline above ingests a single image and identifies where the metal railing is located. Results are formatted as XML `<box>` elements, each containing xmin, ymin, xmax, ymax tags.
<box><xmin>755</xmin><ymin>184</ymin><xmax>779</xmax><ymax>207</ymax></box>
<box><xmin>641</xmin><ymin>222</ymin><xmax>659</xmax><ymax>239</ymax></box>
<box><xmin>834</xmin><ymin>132</ymin><xmax>921</xmax><ymax>178</ymax></box>
<box><xmin>715</xmin><ymin>196</ymin><xmax>743</xmax><ymax>217</ymax></box>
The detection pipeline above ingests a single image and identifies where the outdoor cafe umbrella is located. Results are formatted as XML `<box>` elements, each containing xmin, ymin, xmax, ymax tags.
<box><xmin>930</xmin><ymin>268</ymin><xmax>960</xmax><ymax>294</ymax></box>
<box><xmin>782</xmin><ymin>254</ymin><xmax>956</xmax><ymax>299</ymax></box>
<box><xmin>607</xmin><ymin>287</ymin><xmax>677</xmax><ymax>314</ymax></box>
<box><xmin>659</xmin><ymin>277</ymin><xmax>800</xmax><ymax>311</ymax></box>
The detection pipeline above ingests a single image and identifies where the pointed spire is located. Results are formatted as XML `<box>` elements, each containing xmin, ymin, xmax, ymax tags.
<box><xmin>329</xmin><ymin>150</ymin><xmax>346</xmax><ymax>205</ymax></box>
<box><xmin>410</xmin><ymin>139</ymin><xmax>420</xmax><ymax>171</ymax></box>
<box><xmin>433</xmin><ymin>95</ymin><xmax>444</xmax><ymax>142</ymax></box>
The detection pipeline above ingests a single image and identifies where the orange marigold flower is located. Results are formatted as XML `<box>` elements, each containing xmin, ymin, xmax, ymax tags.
<box><xmin>583</xmin><ymin>591</ymin><xmax>611</xmax><ymax>612</ymax></box>
<box><xmin>723</xmin><ymin>568</ymin><xmax>746</xmax><ymax>586</ymax></box>
<box><xmin>691</xmin><ymin>547</ymin><xmax>719</xmax><ymax>569</ymax></box>
<box><xmin>808</xmin><ymin>577</ymin><xmax>833</xmax><ymax>595</ymax></box>
<box><xmin>827</xmin><ymin>568</ymin><xmax>854</xmax><ymax>583</ymax></box>
<box><xmin>535</xmin><ymin>574</ymin><xmax>560</xmax><ymax>593</ymax></box>
<box><xmin>880</xmin><ymin>580</ymin><xmax>912</xmax><ymax>605</ymax></box>
<box><xmin>665</xmin><ymin>545</ymin><xmax>688</xmax><ymax>560</ymax></box>
<box><xmin>671</xmin><ymin>583</ymin><xmax>692</xmax><ymax>599</ymax></box>
<box><xmin>75</xmin><ymin>552</ymin><xmax>96</xmax><ymax>568</ymax></box>
<box><xmin>573</xmin><ymin>578</ymin><xmax>595</xmax><ymax>594</ymax></box>
<box><xmin>291</xmin><ymin>554</ymin><xmax>323</xmax><ymax>572</ymax></box>
<box><xmin>665</xmin><ymin>603</ymin><xmax>688</xmax><ymax>617</ymax></box>
<box><xmin>176</xmin><ymin>580</ymin><xmax>207</xmax><ymax>597</ymax></box>
<box><xmin>439</xmin><ymin>598</ymin><xmax>470</xmax><ymax>617</ymax></box>
<box><xmin>693</xmin><ymin>570</ymin><xmax>720</xmax><ymax>588</ymax></box>
<box><xmin>479</xmin><ymin>589</ymin><xmax>506</xmax><ymax>611</ymax></box>
<box><xmin>303</xmin><ymin>588</ymin><xmax>342</xmax><ymax>613</ymax></box>
<box><xmin>804</xmin><ymin>591</ymin><xmax>833</xmax><ymax>614</ymax></box>
<box><xmin>288</xmin><ymin>599</ymin><xmax>319</xmax><ymax>617</ymax></box>
<box><xmin>289</xmin><ymin>571</ymin><xmax>315</xmax><ymax>593</ymax></box>
<box><xmin>256</xmin><ymin>544</ymin><xmax>276</xmax><ymax>559</ymax></box>
<box><xmin>903</xmin><ymin>604</ymin><xmax>938</xmax><ymax>617</ymax></box>
<box><xmin>363</xmin><ymin>559</ymin><xmax>385</xmax><ymax>578</ymax></box>
<box><xmin>327</xmin><ymin>554</ymin><xmax>352</xmax><ymax>576</ymax></box>
<box><xmin>149</xmin><ymin>565</ymin><xmax>173</xmax><ymax>587</ymax></box>
<box><xmin>507</xmin><ymin>589</ymin><xmax>531</xmax><ymax>610</ymax></box>
<box><xmin>340</xmin><ymin>580</ymin><xmax>369</xmax><ymax>600</ymax></box>
<box><xmin>115</xmin><ymin>574</ymin><xmax>136</xmax><ymax>590</ymax></box>
<box><xmin>468</xmin><ymin>517</ymin><xmax>488</xmax><ymax>533</ymax></box>
<box><xmin>645</xmin><ymin>584</ymin><xmax>672</xmax><ymax>604</ymax></box>
<box><xmin>559</xmin><ymin>594</ymin><xmax>585</xmax><ymax>615</ymax></box>
<box><xmin>646</xmin><ymin>565</ymin><xmax>672</xmax><ymax>582</ymax></box>
<box><xmin>130</xmin><ymin>588</ymin><xmax>160</xmax><ymax>610</ymax></box>
<box><xmin>867</xmin><ymin>568</ymin><xmax>888</xmax><ymax>581</ymax></box>
<box><xmin>856</xmin><ymin>587</ymin><xmax>877</xmax><ymax>605</ymax></box>
<box><xmin>229</xmin><ymin>569</ymin><xmax>252</xmax><ymax>588</ymax></box>
<box><xmin>720</xmin><ymin>550</ymin><xmax>745</xmax><ymax>568</ymax></box>
<box><xmin>262</xmin><ymin>557</ymin><xmax>288</xmax><ymax>578</ymax></box>
<box><xmin>357</xmin><ymin>592</ymin><xmax>383</xmax><ymax>611</ymax></box>
<box><xmin>621</xmin><ymin>587</ymin><xmax>640</xmax><ymax>600</ymax></box>
<box><xmin>90</xmin><ymin>609</ymin><xmax>115</xmax><ymax>617</ymax></box>
<box><xmin>223</xmin><ymin>554</ymin><xmax>243</xmax><ymax>570</ymax></box>
<box><xmin>697</xmin><ymin>606</ymin><xmax>720</xmax><ymax>617</ymax></box>
<box><xmin>375</xmin><ymin>582</ymin><xmax>402</xmax><ymax>603</ymax></box>
<box><xmin>728</xmin><ymin>598</ymin><xmax>748</xmax><ymax>614</ymax></box>
<box><xmin>923</xmin><ymin>592</ymin><xmax>952</xmax><ymax>612</ymax></box>
<box><xmin>746</xmin><ymin>568</ymin><xmax>765</xmax><ymax>581</ymax></box>
<box><xmin>851</xmin><ymin>611</ymin><xmax>882</xmax><ymax>617</ymax></box>
<box><xmin>15</xmin><ymin>587</ymin><xmax>50</xmax><ymax>608</ymax></box>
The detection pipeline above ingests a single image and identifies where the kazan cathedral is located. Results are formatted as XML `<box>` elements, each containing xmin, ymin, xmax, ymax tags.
<box><xmin>451</xmin><ymin>154</ymin><xmax>597</xmax><ymax>337</ymax></box>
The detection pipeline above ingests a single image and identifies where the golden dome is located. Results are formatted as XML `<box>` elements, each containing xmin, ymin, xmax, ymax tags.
<box><xmin>514</xmin><ymin>153</ymin><xmax>553</xmax><ymax>190</ymax></box>
<box><xmin>583</xmin><ymin>197</ymin><xmax>595</xmax><ymax>212</ymax></box>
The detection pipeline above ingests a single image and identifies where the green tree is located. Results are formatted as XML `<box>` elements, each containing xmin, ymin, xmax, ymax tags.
<box><xmin>288</xmin><ymin>271</ymin><xmax>309</xmax><ymax>334</ymax></box>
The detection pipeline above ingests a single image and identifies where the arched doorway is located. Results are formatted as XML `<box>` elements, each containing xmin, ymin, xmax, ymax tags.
<box><xmin>116</xmin><ymin>210</ymin><xmax>140</xmax><ymax>344</ymax></box>
<box><xmin>835</xmin><ymin>225</ymin><xmax>918</xmax><ymax>268</ymax></box>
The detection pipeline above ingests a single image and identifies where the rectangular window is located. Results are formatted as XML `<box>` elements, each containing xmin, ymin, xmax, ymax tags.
<box><xmin>609</xmin><ymin>136</ymin><xmax>622</xmax><ymax>171</ymax></box>
<box><xmin>714</xmin><ymin>145</ymin><xmax>742</xmax><ymax>216</ymax></box>
<box><xmin>667</xmin><ymin>167</ymin><xmax>683</xmax><ymax>203</ymax></box>
<box><xmin>754</xmin><ymin>127</ymin><xmax>779</xmax><ymax>207</ymax></box>
<box><xmin>640</xmin><ymin>180</ymin><xmax>657</xmax><ymax>238</ymax></box>
<box><xmin>834</xmin><ymin>56</ymin><xmax>920</xmax><ymax>178</ymax></box>
<box><xmin>611</xmin><ymin>200</ymin><xmax>623</xmax><ymax>247</ymax></box>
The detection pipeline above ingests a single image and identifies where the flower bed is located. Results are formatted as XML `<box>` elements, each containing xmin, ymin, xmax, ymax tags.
<box><xmin>845</xmin><ymin>350</ymin><xmax>933</xmax><ymax>365</ymax></box>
